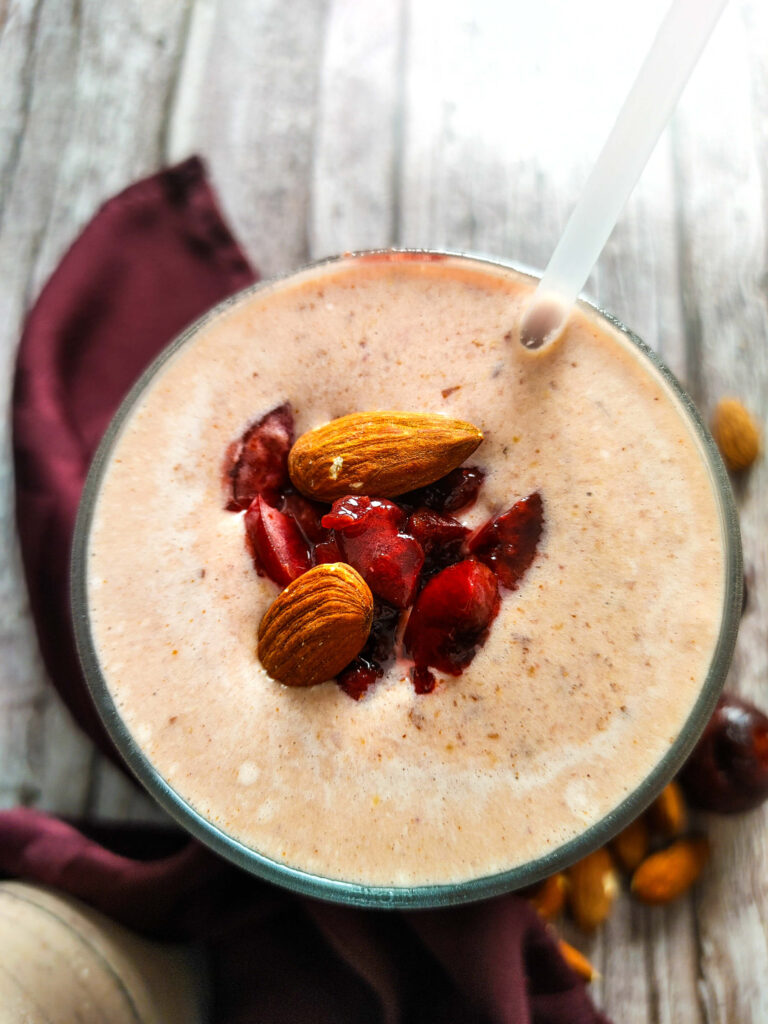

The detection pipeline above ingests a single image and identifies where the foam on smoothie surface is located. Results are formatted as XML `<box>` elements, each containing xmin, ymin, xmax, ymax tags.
<box><xmin>87</xmin><ymin>256</ymin><xmax>723</xmax><ymax>886</ymax></box>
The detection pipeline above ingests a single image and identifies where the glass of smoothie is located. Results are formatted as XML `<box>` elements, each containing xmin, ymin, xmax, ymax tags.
<box><xmin>71</xmin><ymin>251</ymin><xmax>742</xmax><ymax>908</ymax></box>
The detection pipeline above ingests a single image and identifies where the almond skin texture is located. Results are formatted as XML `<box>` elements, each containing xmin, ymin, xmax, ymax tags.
<box><xmin>257</xmin><ymin>563</ymin><xmax>373</xmax><ymax>687</ymax></box>
<box><xmin>288</xmin><ymin>411</ymin><xmax>483</xmax><ymax>502</ymax></box>
<box><xmin>711</xmin><ymin>397</ymin><xmax>761</xmax><ymax>471</ymax></box>
<box><xmin>648</xmin><ymin>781</ymin><xmax>687</xmax><ymax>838</ymax></box>
<box><xmin>567</xmin><ymin>848</ymin><xmax>619</xmax><ymax>931</ymax></box>
<box><xmin>558</xmin><ymin>939</ymin><xmax>598</xmax><ymax>983</ymax></box>
<box><xmin>611</xmin><ymin>815</ymin><xmax>650</xmax><ymax>872</ymax></box>
<box><xmin>631</xmin><ymin>837</ymin><xmax>709</xmax><ymax>904</ymax></box>
<box><xmin>527</xmin><ymin>873</ymin><xmax>567</xmax><ymax>921</ymax></box>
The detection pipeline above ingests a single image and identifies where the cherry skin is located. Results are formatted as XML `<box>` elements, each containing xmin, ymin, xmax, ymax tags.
<box><xmin>679</xmin><ymin>693</ymin><xmax>768</xmax><ymax>813</ymax></box>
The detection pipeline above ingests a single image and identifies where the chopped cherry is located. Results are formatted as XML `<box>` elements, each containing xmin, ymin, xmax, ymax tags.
<box><xmin>407</xmin><ymin>507</ymin><xmax>469</xmax><ymax>581</ymax></box>
<box><xmin>323</xmin><ymin>497</ymin><xmax>424</xmax><ymax>608</ymax></box>
<box><xmin>244</xmin><ymin>495</ymin><xmax>311</xmax><ymax>586</ymax></box>
<box><xmin>466</xmin><ymin>491</ymin><xmax>544</xmax><ymax>590</ymax></box>
<box><xmin>322</xmin><ymin>495</ymin><xmax>406</xmax><ymax>534</ymax></box>
<box><xmin>280</xmin><ymin>488</ymin><xmax>328</xmax><ymax>544</ymax></box>
<box><xmin>227</xmin><ymin>403</ymin><xmax>294</xmax><ymax>510</ymax></box>
<box><xmin>336</xmin><ymin>602</ymin><xmax>401</xmax><ymax>700</ymax></box>
<box><xmin>407</xmin><ymin>508</ymin><xmax>468</xmax><ymax>549</ymax></box>
<box><xmin>413</xmin><ymin>665</ymin><xmax>437</xmax><ymax>694</ymax></box>
<box><xmin>337</xmin><ymin>663</ymin><xmax>379</xmax><ymax>701</ymax></box>
<box><xmin>314</xmin><ymin>538</ymin><xmax>343</xmax><ymax>564</ymax></box>
<box><xmin>679</xmin><ymin>693</ymin><xmax>768</xmax><ymax>813</ymax></box>
<box><xmin>404</xmin><ymin>559</ymin><xmax>500</xmax><ymax>683</ymax></box>
<box><xmin>401</xmin><ymin>466</ymin><xmax>485</xmax><ymax>514</ymax></box>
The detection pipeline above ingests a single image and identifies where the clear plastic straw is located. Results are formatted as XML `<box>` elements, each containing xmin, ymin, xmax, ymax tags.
<box><xmin>519</xmin><ymin>0</ymin><xmax>729</xmax><ymax>349</ymax></box>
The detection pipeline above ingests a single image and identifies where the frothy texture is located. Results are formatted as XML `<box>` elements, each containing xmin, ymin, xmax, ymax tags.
<box><xmin>86</xmin><ymin>255</ymin><xmax>724</xmax><ymax>888</ymax></box>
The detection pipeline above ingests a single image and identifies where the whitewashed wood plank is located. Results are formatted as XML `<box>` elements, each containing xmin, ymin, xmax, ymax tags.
<box><xmin>0</xmin><ymin>0</ymin><xmax>192</xmax><ymax>820</ymax></box>
<box><xmin>89</xmin><ymin>760</ymin><xmax>172</xmax><ymax>824</ymax></box>
<box><xmin>309</xmin><ymin>0</ymin><xmax>403</xmax><ymax>259</ymax></box>
<box><xmin>399</xmin><ymin>0</ymin><xmax>670</xmax><ymax>261</ymax></box>
<box><xmin>669</xmin><ymin>1</ymin><xmax>768</xmax><ymax>1021</ymax></box>
<box><xmin>167</xmin><ymin>0</ymin><xmax>331</xmax><ymax>280</ymax></box>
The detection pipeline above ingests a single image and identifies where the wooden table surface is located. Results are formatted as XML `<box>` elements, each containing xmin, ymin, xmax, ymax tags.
<box><xmin>1</xmin><ymin>1</ymin><xmax>767</xmax><ymax>1020</ymax></box>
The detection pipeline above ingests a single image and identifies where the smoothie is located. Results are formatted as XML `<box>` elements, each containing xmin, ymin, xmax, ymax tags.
<box><xmin>81</xmin><ymin>253</ymin><xmax>730</xmax><ymax>893</ymax></box>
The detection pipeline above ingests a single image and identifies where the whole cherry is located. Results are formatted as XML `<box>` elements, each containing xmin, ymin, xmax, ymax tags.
<box><xmin>679</xmin><ymin>692</ymin><xmax>768</xmax><ymax>813</ymax></box>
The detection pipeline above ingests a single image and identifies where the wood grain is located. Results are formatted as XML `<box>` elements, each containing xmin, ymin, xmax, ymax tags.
<box><xmin>1</xmin><ymin>0</ymin><xmax>767</xmax><ymax>1019</ymax></box>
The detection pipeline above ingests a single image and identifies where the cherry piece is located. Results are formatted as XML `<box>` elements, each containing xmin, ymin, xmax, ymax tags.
<box><xmin>244</xmin><ymin>494</ymin><xmax>311</xmax><ymax>586</ymax></box>
<box><xmin>323</xmin><ymin>497</ymin><xmax>424</xmax><ymax>608</ymax></box>
<box><xmin>314</xmin><ymin>538</ymin><xmax>343</xmax><ymax>564</ymax></box>
<box><xmin>280</xmin><ymin>488</ymin><xmax>328</xmax><ymax>544</ymax></box>
<box><xmin>336</xmin><ymin>602</ymin><xmax>401</xmax><ymax>700</ymax></box>
<box><xmin>413</xmin><ymin>665</ymin><xmax>437</xmax><ymax>694</ymax></box>
<box><xmin>404</xmin><ymin>559</ymin><xmax>500</xmax><ymax>682</ymax></box>
<box><xmin>407</xmin><ymin>508</ymin><xmax>468</xmax><ymax>549</ymax></box>
<box><xmin>337</xmin><ymin>663</ymin><xmax>379</xmax><ymax>701</ymax></box>
<box><xmin>227</xmin><ymin>403</ymin><xmax>294</xmax><ymax>510</ymax></box>
<box><xmin>363</xmin><ymin>601</ymin><xmax>402</xmax><ymax>666</ymax></box>
<box><xmin>401</xmin><ymin>466</ymin><xmax>485</xmax><ymax>514</ymax></box>
<box><xmin>322</xmin><ymin>495</ymin><xmax>406</xmax><ymax>533</ymax></box>
<box><xmin>407</xmin><ymin>507</ymin><xmax>469</xmax><ymax>580</ymax></box>
<box><xmin>466</xmin><ymin>491</ymin><xmax>544</xmax><ymax>590</ymax></box>
<box><xmin>679</xmin><ymin>693</ymin><xmax>768</xmax><ymax>813</ymax></box>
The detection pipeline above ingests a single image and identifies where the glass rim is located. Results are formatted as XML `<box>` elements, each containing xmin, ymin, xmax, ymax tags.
<box><xmin>71</xmin><ymin>248</ymin><xmax>743</xmax><ymax>909</ymax></box>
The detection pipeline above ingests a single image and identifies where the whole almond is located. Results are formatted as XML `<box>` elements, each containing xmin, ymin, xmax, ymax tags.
<box><xmin>711</xmin><ymin>397</ymin><xmax>761</xmax><ymax>471</ymax></box>
<box><xmin>648</xmin><ymin>781</ymin><xmax>687</xmax><ymax>838</ymax></box>
<box><xmin>567</xmin><ymin>847</ymin><xmax>618</xmax><ymax>931</ymax></box>
<box><xmin>631</xmin><ymin>837</ymin><xmax>709</xmax><ymax>904</ymax></box>
<box><xmin>558</xmin><ymin>939</ymin><xmax>598</xmax><ymax>983</ymax></box>
<box><xmin>288</xmin><ymin>411</ymin><xmax>483</xmax><ymax>502</ymax></box>
<box><xmin>611</xmin><ymin>815</ymin><xmax>650</xmax><ymax>873</ymax></box>
<box><xmin>527</xmin><ymin>873</ymin><xmax>567</xmax><ymax>921</ymax></box>
<box><xmin>257</xmin><ymin>563</ymin><xmax>373</xmax><ymax>687</ymax></box>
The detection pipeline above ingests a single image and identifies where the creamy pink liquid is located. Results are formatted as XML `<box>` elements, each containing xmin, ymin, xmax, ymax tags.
<box><xmin>87</xmin><ymin>255</ymin><xmax>724</xmax><ymax>887</ymax></box>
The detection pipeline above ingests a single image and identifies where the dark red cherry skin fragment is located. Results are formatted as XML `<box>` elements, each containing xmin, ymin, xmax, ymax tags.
<box><xmin>401</xmin><ymin>466</ymin><xmax>485</xmax><ymax>514</ymax></box>
<box><xmin>314</xmin><ymin>538</ymin><xmax>343</xmax><ymax>564</ymax></box>
<box><xmin>279</xmin><ymin>489</ymin><xmax>328</xmax><ymax>544</ymax></box>
<box><xmin>336</xmin><ymin>601</ymin><xmax>401</xmax><ymax>700</ymax></box>
<box><xmin>322</xmin><ymin>495</ymin><xmax>406</xmax><ymax>534</ymax></box>
<box><xmin>466</xmin><ymin>491</ymin><xmax>543</xmax><ymax>590</ymax></box>
<box><xmin>227</xmin><ymin>403</ymin><xmax>294</xmax><ymax>510</ymax></box>
<box><xmin>408</xmin><ymin>508</ymin><xmax>470</xmax><ymax>581</ymax></box>
<box><xmin>679</xmin><ymin>693</ymin><xmax>768</xmax><ymax>813</ymax></box>
<box><xmin>413</xmin><ymin>665</ymin><xmax>437</xmax><ymax>694</ymax></box>
<box><xmin>407</xmin><ymin>508</ymin><xmax>469</xmax><ymax>550</ymax></box>
<box><xmin>404</xmin><ymin>559</ymin><xmax>500</xmax><ymax>679</ymax></box>
<box><xmin>337</xmin><ymin>663</ymin><xmax>379</xmax><ymax>701</ymax></box>
<box><xmin>244</xmin><ymin>495</ymin><xmax>312</xmax><ymax>586</ymax></box>
<box><xmin>323</xmin><ymin>497</ymin><xmax>423</xmax><ymax>608</ymax></box>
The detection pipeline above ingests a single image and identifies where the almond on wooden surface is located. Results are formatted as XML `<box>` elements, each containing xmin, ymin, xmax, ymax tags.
<box><xmin>566</xmin><ymin>848</ymin><xmax>618</xmax><ymax>931</ymax></box>
<box><xmin>631</xmin><ymin>837</ymin><xmax>710</xmax><ymax>905</ymax></box>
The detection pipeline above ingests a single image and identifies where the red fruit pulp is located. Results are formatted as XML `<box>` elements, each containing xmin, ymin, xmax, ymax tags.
<box><xmin>323</xmin><ymin>497</ymin><xmax>424</xmax><ymax>608</ymax></box>
<box><xmin>337</xmin><ymin>663</ymin><xmax>379</xmax><ymax>701</ymax></box>
<box><xmin>466</xmin><ymin>492</ymin><xmax>544</xmax><ymax>590</ymax></box>
<box><xmin>401</xmin><ymin>466</ymin><xmax>485</xmax><ymax>514</ymax></box>
<box><xmin>322</xmin><ymin>495</ymin><xmax>406</xmax><ymax>534</ymax></box>
<box><xmin>335</xmin><ymin>602</ymin><xmax>401</xmax><ymax>700</ymax></box>
<box><xmin>227</xmin><ymin>403</ymin><xmax>294</xmax><ymax>510</ymax></box>
<box><xmin>279</xmin><ymin>488</ymin><xmax>328</xmax><ymax>544</ymax></box>
<box><xmin>244</xmin><ymin>495</ymin><xmax>312</xmax><ymax>586</ymax></box>
<box><xmin>404</xmin><ymin>559</ymin><xmax>500</xmax><ymax>681</ymax></box>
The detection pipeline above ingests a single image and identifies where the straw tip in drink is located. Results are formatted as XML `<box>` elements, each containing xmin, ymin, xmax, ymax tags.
<box><xmin>519</xmin><ymin>294</ymin><xmax>570</xmax><ymax>351</ymax></box>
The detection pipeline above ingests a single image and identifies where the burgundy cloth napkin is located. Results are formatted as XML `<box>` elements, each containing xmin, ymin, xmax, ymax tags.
<box><xmin>8</xmin><ymin>158</ymin><xmax>611</xmax><ymax>1024</ymax></box>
